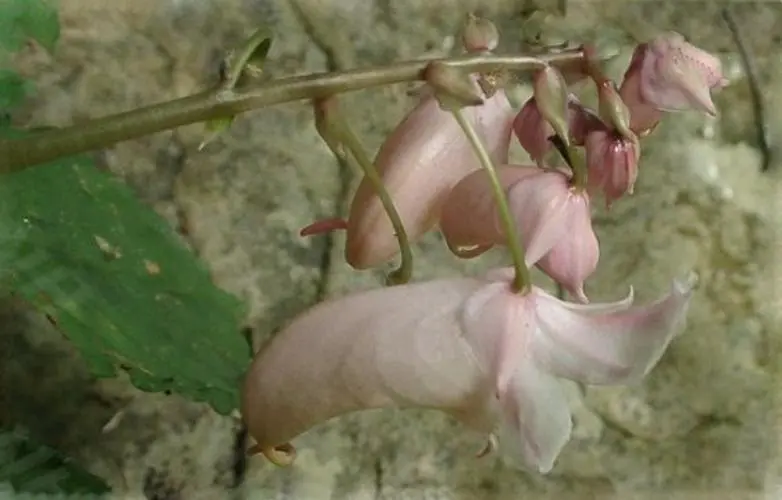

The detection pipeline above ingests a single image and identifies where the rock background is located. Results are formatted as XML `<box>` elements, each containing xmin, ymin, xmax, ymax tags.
<box><xmin>2</xmin><ymin>0</ymin><xmax>781</xmax><ymax>498</ymax></box>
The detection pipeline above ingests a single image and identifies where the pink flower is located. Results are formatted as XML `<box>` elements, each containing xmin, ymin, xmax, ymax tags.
<box><xmin>301</xmin><ymin>79</ymin><xmax>515</xmax><ymax>269</ymax></box>
<box><xmin>241</xmin><ymin>268</ymin><xmax>696</xmax><ymax>473</ymax></box>
<box><xmin>585</xmin><ymin>127</ymin><xmax>640</xmax><ymax>207</ymax></box>
<box><xmin>440</xmin><ymin>167</ymin><xmax>599</xmax><ymax>302</ymax></box>
<box><xmin>619</xmin><ymin>32</ymin><xmax>728</xmax><ymax>134</ymax></box>
<box><xmin>513</xmin><ymin>94</ymin><xmax>600</xmax><ymax>167</ymax></box>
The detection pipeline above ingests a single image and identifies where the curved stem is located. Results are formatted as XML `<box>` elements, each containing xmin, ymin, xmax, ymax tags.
<box><xmin>450</xmin><ymin>108</ymin><xmax>531</xmax><ymax>294</ymax></box>
<box><xmin>316</xmin><ymin>98</ymin><xmax>412</xmax><ymax>285</ymax></box>
<box><xmin>0</xmin><ymin>49</ymin><xmax>584</xmax><ymax>173</ymax></box>
<box><xmin>336</xmin><ymin>125</ymin><xmax>413</xmax><ymax>286</ymax></box>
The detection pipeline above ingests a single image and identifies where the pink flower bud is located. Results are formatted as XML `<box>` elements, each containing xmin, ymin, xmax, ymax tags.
<box><xmin>513</xmin><ymin>94</ymin><xmax>600</xmax><ymax>167</ymax></box>
<box><xmin>585</xmin><ymin>128</ymin><xmax>640</xmax><ymax>207</ymax></box>
<box><xmin>619</xmin><ymin>32</ymin><xmax>728</xmax><ymax>133</ymax></box>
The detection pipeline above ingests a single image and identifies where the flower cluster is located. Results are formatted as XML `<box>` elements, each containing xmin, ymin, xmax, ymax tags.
<box><xmin>241</xmin><ymin>22</ymin><xmax>725</xmax><ymax>475</ymax></box>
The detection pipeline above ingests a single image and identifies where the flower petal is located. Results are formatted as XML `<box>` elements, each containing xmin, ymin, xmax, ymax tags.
<box><xmin>495</xmin><ymin>359</ymin><xmax>572</xmax><ymax>474</ymax></box>
<box><xmin>241</xmin><ymin>277</ymin><xmax>492</xmax><ymax>451</ymax></box>
<box><xmin>536</xmin><ymin>190</ymin><xmax>599</xmax><ymax>303</ymax></box>
<box><xmin>506</xmin><ymin>170</ymin><xmax>572</xmax><ymax>265</ymax></box>
<box><xmin>460</xmin><ymin>279</ymin><xmax>535</xmax><ymax>398</ymax></box>
<box><xmin>530</xmin><ymin>274</ymin><xmax>696</xmax><ymax>385</ymax></box>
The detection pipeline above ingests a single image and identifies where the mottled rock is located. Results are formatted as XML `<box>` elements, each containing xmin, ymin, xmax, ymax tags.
<box><xmin>1</xmin><ymin>0</ymin><xmax>780</xmax><ymax>499</ymax></box>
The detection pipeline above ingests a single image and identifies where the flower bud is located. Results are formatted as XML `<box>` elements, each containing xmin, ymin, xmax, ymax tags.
<box><xmin>597</xmin><ymin>80</ymin><xmax>634</xmax><ymax>141</ymax></box>
<box><xmin>584</xmin><ymin>128</ymin><xmax>640</xmax><ymax>207</ymax></box>
<box><xmin>533</xmin><ymin>66</ymin><xmax>571</xmax><ymax>148</ymax></box>
<box><xmin>513</xmin><ymin>94</ymin><xmax>601</xmax><ymax>166</ymax></box>
<box><xmin>461</xmin><ymin>13</ymin><xmax>500</xmax><ymax>53</ymax></box>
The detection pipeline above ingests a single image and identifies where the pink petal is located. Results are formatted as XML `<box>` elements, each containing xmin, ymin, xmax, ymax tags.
<box><xmin>459</xmin><ymin>270</ymin><xmax>572</xmax><ymax>473</ymax></box>
<box><xmin>439</xmin><ymin>165</ymin><xmax>539</xmax><ymax>255</ymax></box>
<box><xmin>536</xmin><ymin>191</ymin><xmax>599</xmax><ymax>303</ymax></box>
<box><xmin>530</xmin><ymin>274</ymin><xmax>696</xmax><ymax>385</ymax></box>
<box><xmin>346</xmin><ymin>83</ymin><xmax>514</xmax><ymax>269</ymax></box>
<box><xmin>241</xmin><ymin>277</ymin><xmax>495</xmax><ymax>451</ymax></box>
<box><xmin>506</xmin><ymin>170</ymin><xmax>574</xmax><ymax>266</ymax></box>
<box><xmin>495</xmin><ymin>359</ymin><xmax>572</xmax><ymax>474</ymax></box>
<box><xmin>640</xmin><ymin>32</ymin><xmax>723</xmax><ymax>116</ymax></box>
<box><xmin>512</xmin><ymin>97</ymin><xmax>553</xmax><ymax>167</ymax></box>
<box><xmin>619</xmin><ymin>45</ymin><xmax>664</xmax><ymax>135</ymax></box>
<box><xmin>460</xmin><ymin>278</ymin><xmax>534</xmax><ymax>399</ymax></box>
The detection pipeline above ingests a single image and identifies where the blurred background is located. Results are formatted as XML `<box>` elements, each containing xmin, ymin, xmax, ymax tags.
<box><xmin>2</xmin><ymin>0</ymin><xmax>781</xmax><ymax>498</ymax></box>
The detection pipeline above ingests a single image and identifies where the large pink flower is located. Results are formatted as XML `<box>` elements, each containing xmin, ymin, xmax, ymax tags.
<box><xmin>242</xmin><ymin>268</ymin><xmax>695</xmax><ymax>473</ymax></box>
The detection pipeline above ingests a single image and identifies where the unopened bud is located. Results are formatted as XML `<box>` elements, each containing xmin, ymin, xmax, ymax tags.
<box><xmin>533</xmin><ymin>65</ymin><xmax>570</xmax><ymax>147</ymax></box>
<box><xmin>424</xmin><ymin>62</ymin><xmax>485</xmax><ymax>110</ymax></box>
<box><xmin>597</xmin><ymin>81</ymin><xmax>635</xmax><ymax>141</ymax></box>
<box><xmin>461</xmin><ymin>14</ymin><xmax>500</xmax><ymax>53</ymax></box>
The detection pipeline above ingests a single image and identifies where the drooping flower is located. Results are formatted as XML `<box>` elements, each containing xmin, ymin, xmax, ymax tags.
<box><xmin>301</xmin><ymin>79</ymin><xmax>515</xmax><ymax>270</ymax></box>
<box><xmin>241</xmin><ymin>268</ymin><xmax>696</xmax><ymax>473</ymax></box>
<box><xmin>513</xmin><ymin>93</ymin><xmax>600</xmax><ymax>167</ymax></box>
<box><xmin>584</xmin><ymin>126</ymin><xmax>640</xmax><ymax>207</ymax></box>
<box><xmin>439</xmin><ymin>166</ymin><xmax>599</xmax><ymax>302</ymax></box>
<box><xmin>619</xmin><ymin>32</ymin><xmax>728</xmax><ymax>135</ymax></box>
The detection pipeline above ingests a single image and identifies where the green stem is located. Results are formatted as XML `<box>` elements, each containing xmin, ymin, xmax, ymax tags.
<box><xmin>328</xmin><ymin>113</ymin><xmax>413</xmax><ymax>286</ymax></box>
<box><xmin>450</xmin><ymin>108</ymin><xmax>531</xmax><ymax>294</ymax></box>
<box><xmin>0</xmin><ymin>49</ymin><xmax>584</xmax><ymax>173</ymax></box>
<box><xmin>569</xmin><ymin>145</ymin><xmax>589</xmax><ymax>190</ymax></box>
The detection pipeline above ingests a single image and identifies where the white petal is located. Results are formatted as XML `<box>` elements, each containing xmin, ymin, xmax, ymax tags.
<box><xmin>537</xmin><ymin>286</ymin><xmax>635</xmax><ymax>314</ymax></box>
<box><xmin>530</xmin><ymin>275</ymin><xmax>696</xmax><ymax>385</ymax></box>
<box><xmin>495</xmin><ymin>358</ymin><xmax>573</xmax><ymax>474</ymax></box>
<box><xmin>460</xmin><ymin>281</ymin><xmax>536</xmax><ymax>397</ymax></box>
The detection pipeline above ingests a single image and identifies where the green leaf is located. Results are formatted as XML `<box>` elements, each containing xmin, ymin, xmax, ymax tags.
<box><xmin>0</xmin><ymin>426</ymin><xmax>109</xmax><ymax>495</ymax></box>
<box><xmin>0</xmin><ymin>70</ymin><xmax>33</xmax><ymax>109</ymax></box>
<box><xmin>0</xmin><ymin>0</ymin><xmax>60</xmax><ymax>53</ymax></box>
<box><xmin>0</xmin><ymin>128</ymin><xmax>250</xmax><ymax>414</ymax></box>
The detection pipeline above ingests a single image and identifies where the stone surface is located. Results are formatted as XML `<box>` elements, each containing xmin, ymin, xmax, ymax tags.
<box><xmin>1</xmin><ymin>0</ymin><xmax>780</xmax><ymax>499</ymax></box>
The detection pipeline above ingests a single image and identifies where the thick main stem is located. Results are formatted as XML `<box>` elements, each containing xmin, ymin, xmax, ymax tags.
<box><xmin>0</xmin><ymin>49</ymin><xmax>584</xmax><ymax>173</ymax></box>
<box><xmin>450</xmin><ymin>108</ymin><xmax>531</xmax><ymax>294</ymax></box>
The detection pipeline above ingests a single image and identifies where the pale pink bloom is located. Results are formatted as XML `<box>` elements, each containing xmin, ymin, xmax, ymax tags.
<box><xmin>512</xmin><ymin>94</ymin><xmax>600</xmax><ymax>167</ymax></box>
<box><xmin>440</xmin><ymin>167</ymin><xmax>599</xmax><ymax>302</ymax></box>
<box><xmin>301</xmin><ymin>79</ymin><xmax>515</xmax><ymax>269</ymax></box>
<box><xmin>241</xmin><ymin>268</ymin><xmax>696</xmax><ymax>473</ymax></box>
<box><xmin>585</xmin><ymin>127</ymin><xmax>640</xmax><ymax>208</ymax></box>
<box><xmin>619</xmin><ymin>32</ymin><xmax>728</xmax><ymax>134</ymax></box>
